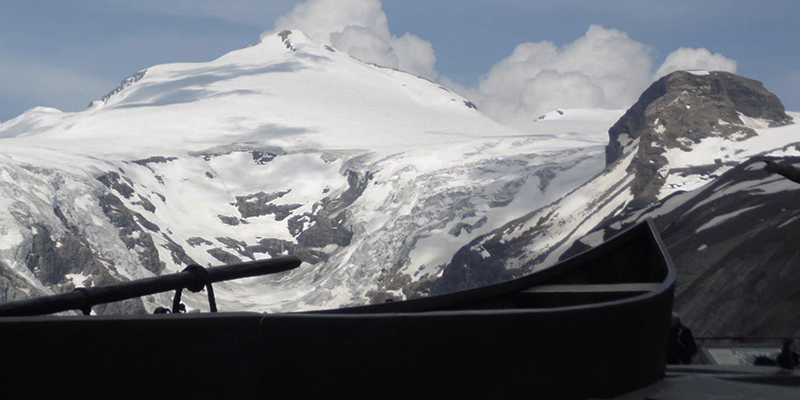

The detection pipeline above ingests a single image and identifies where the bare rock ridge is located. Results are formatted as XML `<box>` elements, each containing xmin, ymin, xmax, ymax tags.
<box><xmin>606</xmin><ymin>71</ymin><xmax>793</xmax><ymax>206</ymax></box>
<box><xmin>100</xmin><ymin>70</ymin><xmax>146</xmax><ymax>104</ymax></box>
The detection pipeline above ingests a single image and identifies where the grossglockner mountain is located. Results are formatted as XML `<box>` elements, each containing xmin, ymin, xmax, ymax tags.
<box><xmin>0</xmin><ymin>30</ymin><xmax>798</xmax><ymax>337</ymax></box>
<box><xmin>0</xmin><ymin>30</ymin><xmax>613</xmax><ymax>313</ymax></box>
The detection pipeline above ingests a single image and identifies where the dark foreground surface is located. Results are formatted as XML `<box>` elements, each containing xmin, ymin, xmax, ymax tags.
<box><xmin>0</xmin><ymin>221</ymin><xmax>675</xmax><ymax>399</ymax></box>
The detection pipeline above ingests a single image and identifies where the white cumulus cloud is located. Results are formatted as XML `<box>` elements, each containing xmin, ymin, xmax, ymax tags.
<box><xmin>267</xmin><ymin>2</ymin><xmax>740</xmax><ymax>125</ymax></box>
<box><xmin>447</xmin><ymin>25</ymin><xmax>740</xmax><ymax>124</ymax></box>
<box><xmin>452</xmin><ymin>25</ymin><xmax>654</xmax><ymax>124</ymax></box>
<box><xmin>267</xmin><ymin>0</ymin><xmax>437</xmax><ymax>79</ymax></box>
<box><xmin>654</xmin><ymin>47</ymin><xmax>737</xmax><ymax>79</ymax></box>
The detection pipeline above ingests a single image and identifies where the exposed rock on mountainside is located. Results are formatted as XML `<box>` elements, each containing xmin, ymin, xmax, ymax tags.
<box><xmin>234</xmin><ymin>190</ymin><xmax>299</xmax><ymax>220</ymax></box>
<box><xmin>99</xmin><ymin>193</ymin><xmax>164</xmax><ymax>274</ymax></box>
<box><xmin>101</xmin><ymin>70</ymin><xmax>147</xmax><ymax>104</ymax></box>
<box><xmin>606</xmin><ymin>71</ymin><xmax>793</xmax><ymax>207</ymax></box>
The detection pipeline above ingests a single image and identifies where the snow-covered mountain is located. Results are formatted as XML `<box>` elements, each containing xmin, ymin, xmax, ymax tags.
<box><xmin>1</xmin><ymin>30</ymin><xmax>798</xmax><ymax>338</ymax></box>
<box><xmin>0</xmin><ymin>30</ymin><xmax>611</xmax><ymax>313</ymax></box>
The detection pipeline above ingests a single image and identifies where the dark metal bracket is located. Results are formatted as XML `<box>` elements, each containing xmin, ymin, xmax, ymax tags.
<box><xmin>171</xmin><ymin>265</ymin><xmax>218</xmax><ymax>313</ymax></box>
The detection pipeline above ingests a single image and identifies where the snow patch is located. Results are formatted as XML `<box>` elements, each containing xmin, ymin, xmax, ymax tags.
<box><xmin>0</xmin><ymin>225</ymin><xmax>24</xmax><ymax>251</ymax></box>
<box><xmin>579</xmin><ymin>230</ymin><xmax>605</xmax><ymax>247</ymax></box>
<box><xmin>778</xmin><ymin>215</ymin><xmax>800</xmax><ymax>229</ymax></box>
<box><xmin>617</xmin><ymin>133</ymin><xmax>633</xmax><ymax>147</ymax></box>
<box><xmin>66</xmin><ymin>273</ymin><xmax>90</xmax><ymax>287</ymax></box>
<box><xmin>695</xmin><ymin>205</ymin><xmax>763</xmax><ymax>233</ymax></box>
<box><xmin>737</xmin><ymin>112</ymin><xmax>771</xmax><ymax>129</ymax></box>
<box><xmin>470</xmin><ymin>244</ymin><xmax>491</xmax><ymax>259</ymax></box>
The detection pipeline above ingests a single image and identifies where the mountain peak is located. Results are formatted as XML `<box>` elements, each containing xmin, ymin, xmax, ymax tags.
<box><xmin>0</xmin><ymin>28</ymin><xmax>501</xmax><ymax>156</ymax></box>
<box><xmin>605</xmin><ymin>70</ymin><xmax>794</xmax><ymax>205</ymax></box>
<box><xmin>242</xmin><ymin>28</ymin><xmax>314</xmax><ymax>50</ymax></box>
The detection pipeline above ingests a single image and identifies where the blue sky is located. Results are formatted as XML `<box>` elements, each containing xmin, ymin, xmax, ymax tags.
<box><xmin>1</xmin><ymin>0</ymin><xmax>798</xmax><ymax>123</ymax></box>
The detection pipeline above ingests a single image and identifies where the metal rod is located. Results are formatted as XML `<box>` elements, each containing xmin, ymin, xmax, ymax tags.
<box><xmin>0</xmin><ymin>256</ymin><xmax>301</xmax><ymax>317</ymax></box>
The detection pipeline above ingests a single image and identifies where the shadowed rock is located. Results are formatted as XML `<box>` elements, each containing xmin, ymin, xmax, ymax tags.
<box><xmin>207</xmin><ymin>248</ymin><xmax>242</xmax><ymax>265</ymax></box>
<box><xmin>97</xmin><ymin>171</ymin><xmax>135</xmax><ymax>199</ymax></box>
<box><xmin>131</xmin><ymin>156</ymin><xmax>178</xmax><ymax>166</ymax></box>
<box><xmin>99</xmin><ymin>193</ymin><xmax>164</xmax><ymax>273</ymax></box>
<box><xmin>160</xmin><ymin>234</ymin><xmax>198</xmax><ymax>267</ymax></box>
<box><xmin>101</xmin><ymin>70</ymin><xmax>146</xmax><ymax>103</ymax></box>
<box><xmin>234</xmin><ymin>190</ymin><xmax>302</xmax><ymax>220</ymax></box>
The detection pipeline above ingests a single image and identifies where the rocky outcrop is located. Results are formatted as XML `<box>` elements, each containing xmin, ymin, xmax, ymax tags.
<box><xmin>207</xmin><ymin>248</ymin><xmax>242</xmax><ymax>265</ymax></box>
<box><xmin>131</xmin><ymin>156</ymin><xmax>178</xmax><ymax>166</ymax></box>
<box><xmin>234</xmin><ymin>190</ymin><xmax>301</xmax><ymax>220</ymax></box>
<box><xmin>160</xmin><ymin>234</ymin><xmax>198</xmax><ymax>267</ymax></box>
<box><xmin>188</xmin><ymin>144</ymin><xmax>287</xmax><ymax>162</ymax></box>
<box><xmin>97</xmin><ymin>171</ymin><xmax>135</xmax><ymax>199</ymax></box>
<box><xmin>0</xmin><ymin>263</ymin><xmax>36</xmax><ymax>304</ymax></box>
<box><xmin>101</xmin><ymin>70</ymin><xmax>146</xmax><ymax>103</ymax></box>
<box><xmin>296</xmin><ymin>212</ymin><xmax>353</xmax><ymax>248</ymax></box>
<box><xmin>252</xmin><ymin>151</ymin><xmax>278</xmax><ymax>164</ymax></box>
<box><xmin>606</xmin><ymin>71</ymin><xmax>793</xmax><ymax>206</ymax></box>
<box><xmin>23</xmin><ymin>220</ymin><xmax>147</xmax><ymax>315</ymax></box>
<box><xmin>278</xmin><ymin>30</ymin><xmax>297</xmax><ymax>52</ymax></box>
<box><xmin>187</xmin><ymin>237</ymin><xmax>213</xmax><ymax>247</ymax></box>
<box><xmin>99</xmin><ymin>193</ymin><xmax>164</xmax><ymax>273</ymax></box>
<box><xmin>26</xmin><ymin>224</ymin><xmax>97</xmax><ymax>286</ymax></box>
<box><xmin>664</xmin><ymin>157</ymin><xmax>800</xmax><ymax>336</ymax></box>
<box><xmin>287</xmin><ymin>169</ymin><xmax>370</xmax><ymax>249</ymax></box>
<box><xmin>134</xmin><ymin>195</ymin><xmax>156</xmax><ymax>213</ymax></box>
<box><xmin>449</xmin><ymin>217</ymin><xmax>487</xmax><ymax>237</ymax></box>
<box><xmin>331</xmin><ymin>170</ymin><xmax>373</xmax><ymax>212</ymax></box>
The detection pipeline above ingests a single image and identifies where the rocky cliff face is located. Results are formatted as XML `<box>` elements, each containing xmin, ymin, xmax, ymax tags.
<box><xmin>605</xmin><ymin>71</ymin><xmax>793</xmax><ymax>207</ymax></box>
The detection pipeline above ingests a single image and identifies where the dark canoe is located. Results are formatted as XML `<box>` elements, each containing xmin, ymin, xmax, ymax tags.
<box><xmin>0</xmin><ymin>219</ymin><xmax>675</xmax><ymax>399</ymax></box>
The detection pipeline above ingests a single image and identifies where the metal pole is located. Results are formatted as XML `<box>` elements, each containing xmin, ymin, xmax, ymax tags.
<box><xmin>0</xmin><ymin>256</ymin><xmax>301</xmax><ymax>317</ymax></box>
